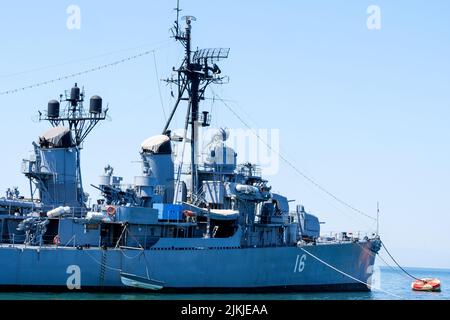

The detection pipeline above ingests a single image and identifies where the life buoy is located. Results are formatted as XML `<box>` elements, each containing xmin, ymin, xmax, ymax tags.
<box><xmin>183</xmin><ymin>210</ymin><xmax>196</xmax><ymax>217</ymax></box>
<box><xmin>53</xmin><ymin>235</ymin><xmax>60</xmax><ymax>246</ymax></box>
<box><xmin>106</xmin><ymin>206</ymin><xmax>116</xmax><ymax>216</ymax></box>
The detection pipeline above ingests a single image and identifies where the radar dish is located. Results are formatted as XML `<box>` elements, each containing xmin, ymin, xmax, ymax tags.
<box><xmin>182</xmin><ymin>16</ymin><xmax>197</xmax><ymax>22</ymax></box>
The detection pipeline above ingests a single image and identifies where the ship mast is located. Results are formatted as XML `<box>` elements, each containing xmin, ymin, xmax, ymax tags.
<box><xmin>38</xmin><ymin>84</ymin><xmax>108</xmax><ymax>208</ymax></box>
<box><xmin>163</xmin><ymin>2</ymin><xmax>229</xmax><ymax>197</ymax></box>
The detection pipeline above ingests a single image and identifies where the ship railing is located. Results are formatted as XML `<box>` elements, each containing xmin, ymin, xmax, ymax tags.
<box><xmin>2</xmin><ymin>234</ymin><xmax>81</xmax><ymax>248</ymax></box>
<box><xmin>3</xmin><ymin>234</ymin><xmax>40</xmax><ymax>247</ymax></box>
<box><xmin>237</xmin><ymin>164</ymin><xmax>262</xmax><ymax>178</ymax></box>
<box><xmin>318</xmin><ymin>231</ymin><xmax>377</xmax><ymax>243</ymax></box>
<box><xmin>174</xmin><ymin>163</ymin><xmax>238</xmax><ymax>176</ymax></box>
<box><xmin>9</xmin><ymin>234</ymin><xmax>26</xmax><ymax>247</ymax></box>
<box><xmin>175</xmin><ymin>163</ymin><xmax>213</xmax><ymax>174</ymax></box>
<box><xmin>116</xmin><ymin>184</ymin><xmax>134</xmax><ymax>191</ymax></box>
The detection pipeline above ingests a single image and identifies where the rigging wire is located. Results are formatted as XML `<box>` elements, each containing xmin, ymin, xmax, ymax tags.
<box><xmin>0</xmin><ymin>40</ymin><xmax>169</xmax><ymax>79</ymax></box>
<box><xmin>0</xmin><ymin>49</ymin><xmax>156</xmax><ymax>96</ymax></box>
<box><xmin>205</xmin><ymin>90</ymin><xmax>360</xmax><ymax>218</ymax></box>
<box><xmin>120</xmin><ymin>248</ymin><xmax>144</xmax><ymax>260</ymax></box>
<box><xmin>208</xmin><ymin>91</ymin><xmax>376</xmax><ymax>229</ymax></box>
<box><xmin>211</xmin><ymin>89</ymin><xmax>377</xmax><ymax>223</ymax></box>
<box><xmin>152</xmin><ymin>50</ymin><xmax>167</xmax><ymax>121</ymax></box>
<box><xmin>211</xmin><ymin>90</ymin><xmax>419</xmax><ymax>288</ymax></box>
<box><xmin>125</xmin><ymin>230</ymin><xmax>154</xmax><ymax>280</ymax></box>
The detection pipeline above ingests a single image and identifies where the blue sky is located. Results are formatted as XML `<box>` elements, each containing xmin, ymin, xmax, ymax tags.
<box><xmin>0</xmin><ymin>0</ymin><xmax>449</xmax><ymax>268</ymax></box>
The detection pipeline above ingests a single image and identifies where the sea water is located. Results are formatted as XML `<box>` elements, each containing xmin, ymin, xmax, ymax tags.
<box><xmin>0</xmin><ymin>267</ymin><xmax>448</xmax><ymax>300</ymax></box>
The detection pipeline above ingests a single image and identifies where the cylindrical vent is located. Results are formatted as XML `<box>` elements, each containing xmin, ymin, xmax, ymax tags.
<box><xmin>89</xmin><ymin>95</ymin><xmax>103</xmax><ymax>114</ymax></box>
<box><xmin>99</xmin><ymin>175</ymin><xmax>111</xmax><ymax>187</ymax></box>
<box><xmin>134</xmin><ymin>176</ymin><xmax>152</xmax><ymax>187</ymax></box>
<box><xmin>70</xmin><ymin>85</ymin><xmax>80</xmax><ymax>102</ymax></box>
<box><xmin>47</xmin><ymin>100</ymin><xmax>60</xmax><ymax>118</ymax></box>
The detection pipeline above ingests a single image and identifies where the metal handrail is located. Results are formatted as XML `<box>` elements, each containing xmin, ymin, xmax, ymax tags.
<box><xmin>318</xmin><ymin>231</ymin><xmax>376</xmax><ymax>242</ymax></box>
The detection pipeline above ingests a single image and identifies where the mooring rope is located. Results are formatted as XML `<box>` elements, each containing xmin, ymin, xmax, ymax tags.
<box><xmin>299</xmin><ymin>246</ymin><xmax>404</xmax><ymax>299</ymax></box>
<box><xmin>381</xmin><ymin>241</ymin><xmax>422</xmax><ymax>282</ymax></box>
<box><xmin>355</xmin><ymin>241</ymin><xmax>413</xmax><ymax>281</ymax></box>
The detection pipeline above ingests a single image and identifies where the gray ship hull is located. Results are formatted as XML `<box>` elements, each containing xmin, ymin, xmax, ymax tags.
<box><xmin>0</xmin><ymin>241</ymin><xmax>376</xmax><ymax>292</ymax></box>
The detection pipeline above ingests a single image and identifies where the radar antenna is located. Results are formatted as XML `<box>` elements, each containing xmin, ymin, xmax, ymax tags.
<box><xmin>163</xmin><ymin>2</ymin><xmax>230</xmax><ymax>196</ymax></box>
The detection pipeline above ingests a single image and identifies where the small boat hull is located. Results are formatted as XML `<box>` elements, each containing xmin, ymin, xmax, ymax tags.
<box><xmin>412</xmin><ymin>278</ymin><xmax>441</xmax><ymax>292</ymax></box>
<box><xmin>120</xmin><ymin>273</ymin><xmax>164</xmax><ymax>291</ymax></box>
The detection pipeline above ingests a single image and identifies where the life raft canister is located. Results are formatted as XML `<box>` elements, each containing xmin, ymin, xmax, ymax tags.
<box><xmin>106</xmin><ymin>206</ymin><xmax>116</xmax><ymax>216</ymax></box>
<box><xmin>412</xmin><ymin>278</ymin><xmax>441</xmax><ymax>292</ymax></box>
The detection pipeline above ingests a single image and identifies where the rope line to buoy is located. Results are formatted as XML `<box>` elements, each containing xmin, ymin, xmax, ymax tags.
<box><xmin>299</xmin><ymin>246</ymin><xmax>404</xmax><ymax>299</ymax></box>
<box><xmin>381</xmin><ymin>241</ymin><xmax>422</xmax><ymax>282</ymax></box>
<box><xmin>355</xmin><ymin>241</ymin><xmax>413</xmax><ymax>281</ymax></box>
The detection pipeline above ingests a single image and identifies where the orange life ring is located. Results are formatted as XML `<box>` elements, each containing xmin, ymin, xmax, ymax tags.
<box><xmin>106</xmin><ymin>206</ymin><xmax>116</xmax><ymax>216</ymax></box>
<box><xmin>183</xmin><ymin>210</ymin><xmax>196</xmax><ymax>217</ymax></box>
<box><xmin>53</xmin><ymin>235</ymin><xmax>60</xmax><ymax>245</ymax></box>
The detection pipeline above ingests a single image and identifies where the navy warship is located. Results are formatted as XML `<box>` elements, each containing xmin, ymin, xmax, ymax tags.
<box><xmin>0</xmin><ymin>7</ymin><xmax>381</xmax><ymax>292</ymax></box>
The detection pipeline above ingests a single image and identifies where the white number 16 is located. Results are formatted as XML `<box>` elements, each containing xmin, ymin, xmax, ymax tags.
<box><xmin>294</xmin><ymin>254</ymin><xmax>306</xmax><ymax>273</ymax></box>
